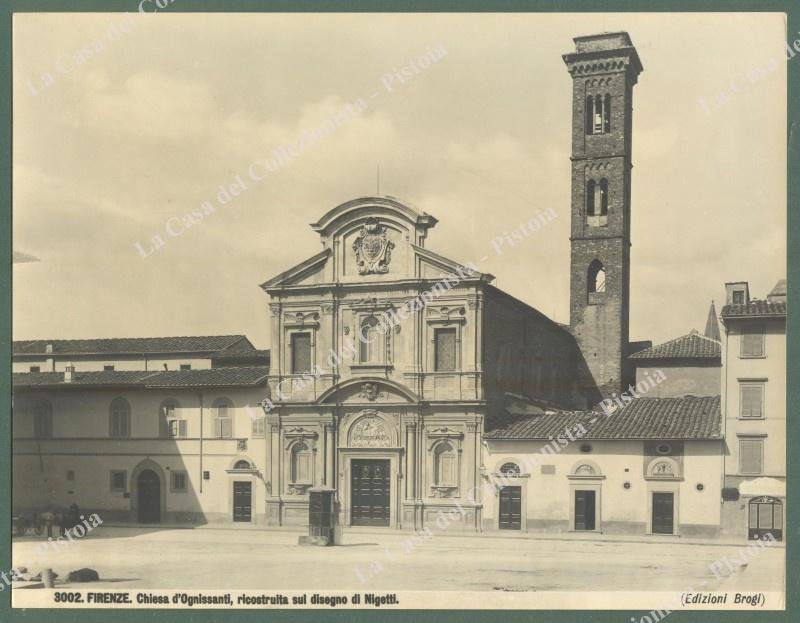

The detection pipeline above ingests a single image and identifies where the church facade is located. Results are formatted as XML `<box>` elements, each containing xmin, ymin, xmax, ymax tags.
<box><xmin>259</xmin><ymin>196</ymin><xmax>583</xmax><ymax>529</ymax></box>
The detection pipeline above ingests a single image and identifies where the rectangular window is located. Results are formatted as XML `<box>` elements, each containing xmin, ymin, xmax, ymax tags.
<box><xmin>434</xmin><ymin>328</ymin><xmax>457</xmax><ymax>372</ymax></box>
<box><xmin>180</xmin><ymin>364</ymin><xmax>192</xmax><ymax>371</ymax></box>
<box><xmin>732</xmin><ymin>290</ymin><xmax>745</xmax><ymax>305</ymax></box>
<box><xmin>110</xmin><ymin>470</ymin><xmax>127</xmax><ymax>492</ymax></box>
<box><xmin>66</xmin><ymin>470</ymin><xmax>75</xmax><ymax>481</ymax></box>
<box><xmin>291</xmin><ymin>332</ymin><xmax>312</xmax><ymax>374</ymax></box>
<box><xmin>29</xmin><ymin>366</ymin><xmax>40</xmax><ymax>373</ymax></box>
<box><xmin>739</xmin><ymin>438</ymin><xmax>764</xmax><ymax>475</ymax></box>
<box><xmin>168</xmin><ymin>419</ymin><xmax>187</xmax><ymax>438</ymax></box>
<box><xmin>740</xmin><ymin>325</ymin><xmax>765</xmax><ymax>357</ymax></box>
<box><xmin>171</xmin><ymin>471</ymin><xmax>187</xmax><ymax>492</ymax></box>
<box><xmin>215</xmin><ymin>416</ymin><xmax>232</xmax><ymax>438</ymax></box>
<box><xmin>251</xmin><ymin>417</ymin><xmax>266</xmax><ymax>438</ymax></box>
<box><xmin>104</xmin><ymin>365</ymin><xmax>115</xmax><ymax>371</ymax></box>
<box><xmin>740</xmin><ymin>383</ymin><xmax>765</xmax><ymax>419</ymax></box>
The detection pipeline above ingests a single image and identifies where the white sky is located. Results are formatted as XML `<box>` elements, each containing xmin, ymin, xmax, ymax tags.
<box><xmin>12</xmin><ymin>12</ymin><xmax>787</xmax><ymax>349</ymax></box>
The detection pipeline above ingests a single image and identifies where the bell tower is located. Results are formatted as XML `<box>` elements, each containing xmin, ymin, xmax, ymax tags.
<box><xmin>563</xmin><ymin>32</ymin><xmax>643</xmax><ymax>403</ymax></box>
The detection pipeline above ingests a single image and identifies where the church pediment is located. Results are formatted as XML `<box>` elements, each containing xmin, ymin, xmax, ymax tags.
<box><xmin>316</xmin><ymin>378</ymin><xmax>418</xmax><ymax>404</ymax></box>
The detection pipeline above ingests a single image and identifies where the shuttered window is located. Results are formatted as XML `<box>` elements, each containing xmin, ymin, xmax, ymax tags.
<box><xmin>434</xmin><ymin>328</ymin><xmax>457</xmax><ymax>372</ymax></box>
<box><xmin>739</xmin><ymin>438</ymin><xmax>764</xmax><ymax>475</ymax></box>
<box><xmin>291</xmin><ymin>332</ymin><xmax>312</xmax><ymax>374</ymax></box>
<box><xmin>213</xmin><ymin>400</ymin><xmax>233</xmax><ymax>438</ymax></box>
<box><xmin>168</xmin><ymin>419</ymin><xmax>187</xmax><ymax>438</ymax></box>
<box><xmin>740</xmin><ymin>384</ymin><xmax>765</xmax><ymax>418</ymax></box>
<box><xmin>741</xmin><ymin>325</ymin><xmax>765</xmax><ymax>357</ymax></box>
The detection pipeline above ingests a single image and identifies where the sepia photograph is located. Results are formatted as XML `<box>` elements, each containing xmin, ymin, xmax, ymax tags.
<box><xmin>4</xmin><ymin>4</ymin><xmax>794</xmax><ymax>617</ymax></box>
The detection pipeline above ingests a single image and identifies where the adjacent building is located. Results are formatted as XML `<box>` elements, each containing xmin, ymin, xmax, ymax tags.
<box><xmin>719</xmin><ymin>279</ymin><xmax>786</xmax><ymax>541</ymax></box>
<box><xmin>12</xmin><ymin>338</ymin><xmax>270</xmax><ymax>525</ymax></box>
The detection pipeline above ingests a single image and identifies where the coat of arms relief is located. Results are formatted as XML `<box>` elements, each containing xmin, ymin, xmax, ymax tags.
<box><xmin>352</xmin><ymin>218</ymin><xmax>394</xmax><ymax>275</ymax></box>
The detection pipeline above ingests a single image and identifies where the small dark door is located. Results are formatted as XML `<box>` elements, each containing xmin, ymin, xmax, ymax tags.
<box><xmin>499</xmin><ymin>486</ymin><xmax>522</xmax><ymax>530</ymax></box>
<box><xmin>652</xmin><ymin>492</ymin><xmax>674</xmax><ymax>534</ymax></box>
<box><xmin>137</xmin><ymin>470</ymin><xmax>161</xmax><ymax>524</ymax></box>
<box><xmin>233</xmin><ymin>481</ymin><xmax>252</xmax><ymax>522</ymax></box>
<box><xmin>574</xmin><ymin>490</ymin><xmax>596</xmax><ymax>530</ymax></box>
<box><xmin>748</xmin><ymin>497</ymin><xmax>783</xmax><ymax>541</ymax></box>
<box><xmin>350</xmin><ymin>459</ymin><xmax>390</xmax><ymax>527</ymax></box>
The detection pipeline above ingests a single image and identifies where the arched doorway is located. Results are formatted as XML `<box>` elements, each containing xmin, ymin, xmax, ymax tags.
<box><xmin>137</xmin><ymin>469</ymin><xmax>161</xmax><ymax>523</ymax></box>
<box><xmin>748</xmin><ymin>496</ymin><xmax>783</xmax><ymax>541</ymax></box>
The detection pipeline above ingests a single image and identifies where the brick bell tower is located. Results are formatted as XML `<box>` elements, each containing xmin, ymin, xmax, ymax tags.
<box><xmin>563</xmin><ymin>32</ymin><xmax>643</xmax><ymax>404</ymax></box>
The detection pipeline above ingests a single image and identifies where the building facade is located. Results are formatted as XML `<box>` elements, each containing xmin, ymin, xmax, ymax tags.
<box><xmin>259</xmin><ymin>196</ymin><xmax>584</xmax><ymax>530</ymax></box>
<box><xmin>12</xmin><ymin>339</ymin><xmax>270</xmax><ymax>525</ymax></box>
<box><xmin>719</xmin><ymin>280</ymin><xmax>786</xmax><ymax>541</ymax></box>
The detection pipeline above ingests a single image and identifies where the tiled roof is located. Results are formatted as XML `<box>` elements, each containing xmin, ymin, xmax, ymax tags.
<box><xmin>211</xmin><ymin>349</ymin><xmax>270</xmax><ymax>360</ymax></box>
<box><xmin>12</xmin><ymin>335</ymin><xmax>251</xmax><ymax>357</ymax></box>
<box><xmin>629</xmin><ymin>332</ymin><xmax>720</xmax><ymax>360</ymax></box>
<box><xmin>485</xmin><ymin>395</ymin><xmax>721</xmax><ymax>440</ymax></box>
<box><xmin>12</xmin><ymin>367</ymin><xmax>268</xmax><ymax>389</ymax></box>
<box><xmin>721</xmin><ymin>300</ymin><xmax>786</xmax><ymax>319</ymax></box>
<box><xmin>143</xmin><ymin>367</ymin><xmax>268</xmax><ymax>388</ymax></box>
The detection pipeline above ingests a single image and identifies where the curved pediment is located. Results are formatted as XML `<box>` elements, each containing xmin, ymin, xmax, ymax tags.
<box><xmin>316</xmin><ymin>377</ymin><xmax>418</xmax><ymax>404</ymax></box>
<box><xmin>310</xmin><ymin>196</ymin><xmax>437</xmax><ymax>240</ymax></box>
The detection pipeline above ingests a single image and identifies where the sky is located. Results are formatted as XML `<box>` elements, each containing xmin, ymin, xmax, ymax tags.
<box><xmin>12</xmin><ymin>12</ymin><xmax>787</xmax><ymax>349</ymax></box>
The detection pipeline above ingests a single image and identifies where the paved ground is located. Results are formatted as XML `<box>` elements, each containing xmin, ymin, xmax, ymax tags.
<box><xmin>11</xmin><ymin>526</ymin><xmax>785</xmax><ymax>592</ymax></box>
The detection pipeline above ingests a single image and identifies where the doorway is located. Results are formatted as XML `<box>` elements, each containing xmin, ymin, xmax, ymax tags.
<box><xmin>574</xmin><ymin>490</ymin><xmax>596</xmax><ymax>530</ymax></box>
<box><xmin>499</xmin><ymin>486</ymin><xmax>522</xmax><ymax>530</ymax></box>
<box><xmin>350</xmin><ymin>459</ymin><xmax>390</xmax><ymax>527</ymax></box>
<box><xmin>652</xmin><ymin>492</ymin><xmax>674</xmax><ymax>534</ymax></box>
<box><xmin>137</xmin><ymin>469</ymin><xmax>161</xmax><ymax>523</ymax></box>
<box><xmin>233</xmin><ymin>481</ymin><xmax>252</xmax><ymax>522</ymax></box>
<box><xmin>748</xmin><ymin>497</ymin><xmax>783</xmax><ymax>541</ymax></box>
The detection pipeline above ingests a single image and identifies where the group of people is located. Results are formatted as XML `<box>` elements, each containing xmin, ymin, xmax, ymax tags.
<box><xmin>38</xmin><ymin>503</ymin><xmax>82</xmax><ymax>537</ymax></box>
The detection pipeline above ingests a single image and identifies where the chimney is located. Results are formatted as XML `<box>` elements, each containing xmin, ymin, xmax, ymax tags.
<box><xmin>45</xmin><ymin>343</ymin><xmax>53</xmax><ymax>354</ymax></box>
<box><xmin>64</xmin><ymin>364</ymin><xmax>75</xmax><ymax>383</ymax></box>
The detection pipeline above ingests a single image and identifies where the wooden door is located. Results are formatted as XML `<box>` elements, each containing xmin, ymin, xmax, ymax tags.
<box><xmin>574</xmin><ymin>490</ymin><xmax>596</xmax><ymax>530</ymax></box>
<box><xmin>137</xmin><ymin>470</ymin><xmax>160</xmax><ymax>524</ymax></box>
<box><xmin>652</xmin><ymin>492</ymin><xmax>674</xmax><ymax>534</ymax></box>
<box><xmin>499</xmin><ymin>486</ymin><xmax>522</xmax><ymax>530</ymax></box>
<box><xmin>233</xmin><ymin>481</ymin><xmax>252</xmax><ymax>522</ymax></box>
<box><xmin>350</xmin><ymin>459</ymin><xmax>390</xmax><ymax>526</ymax></box>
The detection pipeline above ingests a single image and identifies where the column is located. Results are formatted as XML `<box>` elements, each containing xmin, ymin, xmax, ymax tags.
<box><xmin>406</xmin><ymin>422</ymin><xmax>416</xmax><ymax>499</ymax></box>
<box><xmin>325</xmin><ymin>422</ymin><xmax>335</xmax><ymax>487</ymax></box>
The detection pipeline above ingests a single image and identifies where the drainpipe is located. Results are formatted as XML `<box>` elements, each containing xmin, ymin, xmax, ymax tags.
<box><xmin>198</xmin><ymin>391</ymin><xmax>204</xmax><ymax>494</ymax></box>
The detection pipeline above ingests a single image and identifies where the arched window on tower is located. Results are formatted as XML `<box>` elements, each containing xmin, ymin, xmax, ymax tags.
<box><xmin>586</xmin><ymin>179</ymin><xmax>596</xmax><ymax>218</ymax></box>
<box><xmin>603</xmin><ymin>94</ymin><xmax>611</xmax><ymax>132</ymax></box>
<box><xmin>585</xmin><ymin>95</ymin><xmax>594</xmax><ymax>134</ymax></box>
<box><xmin>594</xmin><ymin>94</ymin><xmax>603</xmax><ymax>133</ymax></box>
<box><xmin>586</xmin><ymin>179</ymin><xmax>608</xmax><ymax>227</ymax></box>
<box><xmin>587</xmin><ymin>260</ymin><xmax>606</xmax><ymax>303</ymax></box>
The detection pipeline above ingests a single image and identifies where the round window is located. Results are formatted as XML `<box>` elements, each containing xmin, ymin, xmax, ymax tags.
<box><xmin>623</xmin><ymin>481</ymin><xmax>631</xmax><ymax>490</ymax></box>
<box><xmin>580</xmin><ymin>444</ymin><xmax>593</xmax><ymax>453</ymax></box>
<box><xmin>696</xmin><ymin>483</ymin><xmax>704</xmax><ymax>491</ymax></box>
<box><xmin>656</xmin><ymin>443</ymin><xmax>672</xmax><ymax>455</ymax></box>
